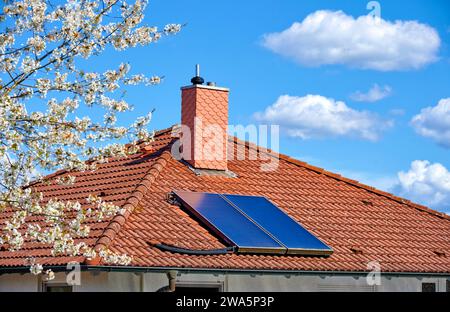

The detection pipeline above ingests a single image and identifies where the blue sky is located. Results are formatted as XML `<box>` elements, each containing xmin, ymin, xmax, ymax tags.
<box><xmin>86</xmin><ymin>0</ymin><xmax>450</xmax><ymax>213</ymax></box>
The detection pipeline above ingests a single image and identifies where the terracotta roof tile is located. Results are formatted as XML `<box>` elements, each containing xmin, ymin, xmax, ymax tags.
<box><xmin>1</xmin><ymin>127</ymin><xmax>449</xmax><ymax>273</ymax></box>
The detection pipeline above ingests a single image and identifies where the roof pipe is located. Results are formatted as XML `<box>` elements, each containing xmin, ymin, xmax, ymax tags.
<box><xmin>150</xmin><ymin>241</ymin><xmax>236</xmax><ymax>255</ymax></box>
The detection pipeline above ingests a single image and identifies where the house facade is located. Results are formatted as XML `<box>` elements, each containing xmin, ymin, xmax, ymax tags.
<box><xmin>1</xmin><ymin>270</ymin><xmax>449</xmax><ymax>292</ymax></box>
<box><xmin>1</xmin><ymin>72</ymin><xmax>449</xmax><ymax>292</ymax></box>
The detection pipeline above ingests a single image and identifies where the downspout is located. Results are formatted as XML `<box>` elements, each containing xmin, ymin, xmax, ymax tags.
<box><xmin>156</xmin><ymin>270</ymin><xmax>178</xmax><ymax>292</ymax></box>
<box><xmin>140</xmin><ymin>273</ymin><xmax>145</xmax><ymax>292</ymax></box>
<box><xmin>167</xmin><ymin>270</ymin><xmax>177</xmax><ymax>292</ymax></box>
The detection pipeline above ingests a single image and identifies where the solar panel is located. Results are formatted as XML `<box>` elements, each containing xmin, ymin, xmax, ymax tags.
<box><xmin>173</xmin><ymin>190</ymin><xmax>333</xmax><ymax>257</ymax></box>
<box><xmin>173</xmin><ymin>191</ymin><xmax>285</xmax><ymax>254</ymax></box>
<box><xmin>223</xmin><ymin>194</ymin><xmax>333</xmax><ymax>256</ymax></box>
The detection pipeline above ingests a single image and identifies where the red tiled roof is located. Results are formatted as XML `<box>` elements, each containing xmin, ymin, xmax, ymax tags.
<box><xmin>1</xmin><ymin>127</ymin><xmax>449</xmax><ymax>273</ymax></box>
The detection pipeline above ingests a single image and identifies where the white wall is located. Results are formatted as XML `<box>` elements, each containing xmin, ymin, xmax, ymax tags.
<box><xmin>0</xmin><ymin>273</ymin><xmax>39</xmax><ymax>292</ymax></box>
<box><xmin>0</xmin><ymin>270</ymin><xmax>448</xmax><ymax>292</ymax></box>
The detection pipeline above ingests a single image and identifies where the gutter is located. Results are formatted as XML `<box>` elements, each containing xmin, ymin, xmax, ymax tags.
<box><xmin>86</xmin><ymin>266</ymin><xmax>450</xmax><ymax>277</ymax></box>
<box><xmin>1</xmin><ymin>265</ymin><xmax>449</xmax><ymax>277</ymax></box>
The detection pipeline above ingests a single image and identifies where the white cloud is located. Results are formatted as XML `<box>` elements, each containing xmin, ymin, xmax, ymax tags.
<box><xmin>388</xmin><ymin>108</ymin><xmax>405</xmax><ymax>116</ymax></box>
<box><xmin>332</xmin><ymin>162</ymin><xmax>450</xmax><ymax>213</ymax></box>
<box><xmin>411</xmin><ymin>98</ymin><xmax>450</xmax><ymax>148</ymax></box>
<box><xmin>396</xmin><ymin>160</ymin><xmax>450</xmax><ymax>213</ymax></box>
<box><xmin>350</xmin><ymin>84</ymin><xmax>392</xmax><ymax>102</ymax></box>
<box><xmin>262</xmin><ymin>10</ymin><xmax>440</xmax><ymax>71</ymax></box>
<box><xmin>254</xmin><ymin>94</ymin><xmax>392</xmax><ymax>141</ymax></box>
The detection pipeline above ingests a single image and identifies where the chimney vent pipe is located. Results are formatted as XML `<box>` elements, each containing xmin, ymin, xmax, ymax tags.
<box><xmin>190</xmin><ymin>64</ymin><xmax>204</xmax><ymax>85</ymax></box>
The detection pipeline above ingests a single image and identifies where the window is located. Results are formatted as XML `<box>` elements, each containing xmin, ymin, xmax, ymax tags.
<box><xmin>43</xmin><ymin>283</ymin><xmax>73</xmax><ymax>292</ymax></box>
<box><xmin>175</xmin><ymin>286</ymin><xmax>221</xmax><ymax>293</ymax></box>
<box><xmin>175</xmin><ymin>282</ymin><xmax>223</xmax><ymax>293</ymax></box>
<box><xmin>446</xmin><ymin>280</ymin><xmax>450</xmax><ymax>292</ymax></box>
<box><xmin>422</xmin><ymin>282</ymin><xmax>436</xmax><ymax>292</ymax></box>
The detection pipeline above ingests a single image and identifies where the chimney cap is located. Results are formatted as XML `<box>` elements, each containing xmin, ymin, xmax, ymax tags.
<box><xmin>190</xmin><ymin>64</ymin><xmax>204</xmax><ymax>85</ymax></box>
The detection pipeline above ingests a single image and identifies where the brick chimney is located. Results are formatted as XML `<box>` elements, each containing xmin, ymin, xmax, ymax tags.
<box><xmin>180</xmin><ymin>65</ymin><xmax>229</xmax><ymax>171</ymax></box>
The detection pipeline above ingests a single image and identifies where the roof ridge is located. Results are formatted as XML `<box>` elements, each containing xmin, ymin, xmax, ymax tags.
<box><xmin>87</xmin><ymin>149</ymin><xmax>172</xmax><ymax>264</ymax></box>
<box><xmin>154</xmin><ymin>126</ymin><xmax>176</xmax><ymax>136</ymax></box>
<box><xmin>230</xmin><ymin>136</ymin><xmax>450</xmax><ymax>222</ymax></box>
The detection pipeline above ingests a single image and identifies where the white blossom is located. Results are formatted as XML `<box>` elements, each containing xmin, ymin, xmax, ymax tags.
<box><xmin>21</xmin><ymin>56</ymin><xmax>40</xmax><ymax>73</ymax></box>
<box><xmin>27</xmin><ymin>36</ymin><xmax>46</xmax><ymax>54</ymax></box>
<box><xmin>55</xmin><ymin>175</ymin><xmax>76</xmax><ymax>185</ymax></box>
<box><xmin>36</xmin><ymin>78</ymin><xmax>51</xmax><ymax>97</ymax></box>
<box><xmin>44</xmin><ymin>269</ymin><xmax>55</xmax><ymax>281</ymax></box>
<box><xmin>148</xmin><ymin>76</ymin><xmax>162</xmax><ymax>85</ymax></box>
<box><xmin>0</xmin><ymin>0</ymin><xmax>181</xmax><ymax>276</ymax></box>
<box><xmin>30</xmin><ymin>263</ymin><xmax>43</xmax><ymax>275</ymax></box>
<box><xmin>164</xmin><ymin>24</ymin><xmax>182</xmax><ymax>34</ymax></box>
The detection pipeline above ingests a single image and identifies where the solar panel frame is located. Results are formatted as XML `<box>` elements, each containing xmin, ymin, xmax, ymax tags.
<box><xmin>173</xmin><ymin>190</ymin><xmax>286</xmax><ymax>254</ymax></box>
<box><xmin>223</xmin><ymin>194</ymin><xmax>333</xmax><ymax>256</ymax></box>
